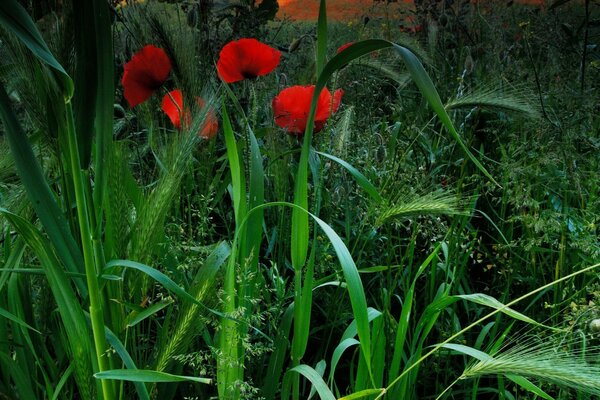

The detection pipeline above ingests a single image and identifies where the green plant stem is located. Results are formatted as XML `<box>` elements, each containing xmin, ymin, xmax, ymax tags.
<box><xmin>64</xmin><ymin>103</ymin><xmax>114</xmax><ymax>400</ymax></box>
<box><xmin>376</xmin><ymin>262</ymin><xmax>600</xmax><ymax>399</ymax></box>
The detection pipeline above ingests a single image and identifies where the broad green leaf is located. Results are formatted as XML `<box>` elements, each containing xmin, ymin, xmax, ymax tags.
<box><xmin>72</xmin><ymin>0</ymin><xmax>97</xmax><ymax>167</ymax></box>
<box><xmin>95</xmin><ymin>369</ymin><xmax>211</xmax><ymax>384</ymax></box>
<box><xmin>91</xmin><ymin>0</ymin><xmax>114</xmax><ymax>214</ymax></box>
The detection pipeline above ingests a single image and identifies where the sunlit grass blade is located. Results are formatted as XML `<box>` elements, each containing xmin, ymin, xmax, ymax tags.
<box><xmin>339</xmin><ymin>389</ymin><xmax>385</xmax><ymax>399</ymax></box>
<box><xmin>218</xmin><ymin>102</ymin><xmax>245</xmax><ymax>398</ymax></box>
<box><xmin>95</xmin><ymin>370</ymin><xmax>211</xmax><ymax>384</ymax></box>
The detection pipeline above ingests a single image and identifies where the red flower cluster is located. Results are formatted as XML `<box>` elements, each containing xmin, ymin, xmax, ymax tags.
<box><xmin>272</xmin><ymin>86</ymin><xmax>343</xmax><ymax>135</ymax></box>
<box><xmin>161</xmin><ymin>90</ymin><xmax>219</xmax><ymax>139</ymax></box>
<box><xmin>121</xmin><ymin>37</ymin><xmax>345</xmax><ymax>141</ymax></box>
<box><xmin>122</xmin><ymin>45</ymin><xmax>171</xmax><ymax>108</ymax></box>
<box><xmin>217</xmin><ymin>38</ymin><xmax>281</xmax><ymax>83</ymax></box>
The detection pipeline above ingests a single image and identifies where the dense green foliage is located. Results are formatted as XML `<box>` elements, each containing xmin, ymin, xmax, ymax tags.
<box><xmin>0</xmin><ymin>0</ymin><xmax>599</xmax><ymax>399</ymax></box>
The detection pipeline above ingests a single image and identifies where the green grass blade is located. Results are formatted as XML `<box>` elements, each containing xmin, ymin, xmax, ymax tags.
<box><xmin>0</xmin><ymin>208</ymin><xmax>96</xmax><ymax>399</ymax></box>
<box><xmin>389</xmin><ymin>245</ymin><xmax>441</xmax><ymax>381</ymax></box>
<box><xmin>91</xmin><ymin>0</ymin><xmax>114</xmax><ymax>215</ymax></box>
<box><xmin>103</xmin><ymin>324</ymin><xmax>150</xmax><ymax>400</ymax></box>
<box><xmin>125</xmin><ymin>299</ymin><xmax>174</xmax><ymax>328</ymax></box>
<box><xmin>0</xmin><ymin>85</ymin><xmax>87</xmax><ymax>296</ymax></box>
<box><xmin>263</xmin><ymin>303</ymin><xmax>295</xmax><ymax>400</ymax></box>
<box><xmin>51</xmin><ymin>365</ymin><xmax>74</xmax><ymax>400</ymax></box>
<box><xmin>390</xmin><ymin>43</ymin><xmax>497</xmax><ymax>185</ymax></box>
<box><xmin>315</xmin><ymin>0</ymin><xmax>327</xmax><ymax>77</ymax></box>
<box><xmin>339</xmin><ymin>389</ymin><xmax>385</xmax><ymax>399</ymax></box>
<box><xmin>0</xmin><ymin>305</ymin><xmax>40</xmax><ymax>333</ymax></box>
<box><xmin>95</xmin><ymin>370</ymin><xmax>211</xmax><ymax>384</ymax></box>
<box><xmin>0</xmin><ymin>351</ymin><xmax>37</xmax><ymax>399</ymax></box>
<box><xmin>282</xmin><ymin>364</ymin><xmax>336</xmax><ymax>400</ymax></box>
<box><xmin>456</xmin><ymin>294</ymin><xmax>560</xmax><ymax>332</ymax></box>
<box><xmin>104</xmin><ymin>259</ymin><xmax>223</xmax><ymax>318</ymax></box>
<box><xmin>505</xmin><ymin>374</ymin><xmax>554</xmax><ymax>400</ymax></box>
<box><xmin>0</xmin><ymin>0</ymin><xmax>73</xmax><ymax>97</ymax></box>
<box><xmin>221</xmin><ymin>101</ymin><xmax>246</xmax><ymax>224</ymax></box>
<box><xmin>440</xmin><ymin>343</ymin><xmax>493</xmax><ymax>361</ymax></box>
<box><xmin>328</xmin><ymin>338</ymin><xmax>359</xmax><ymax>385</ymax></box>
<box><xmin>316</xmin><ymin>151</ymin><xmax>382</xmax><ymax>203</ymax></box>
<box><xmin>72</xmin><ymin>0</ymin><xmax>97</xmax><ymax>167</ymax></box>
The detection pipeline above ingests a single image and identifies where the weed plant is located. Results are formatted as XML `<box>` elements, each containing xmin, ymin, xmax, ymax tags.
<box><xmin>0</xmin><ymin>0</ymin><xmax>599</xmax><ymax>399</ymax></box>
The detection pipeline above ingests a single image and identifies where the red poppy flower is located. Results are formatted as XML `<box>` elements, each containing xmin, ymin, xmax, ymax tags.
<box><xmin>217</xmin><ymin>38</ymin><xmax>281</xmax><ymax>83</ymax></box>
<box><xmin>122</xmin><ymin>45</ymin><xmax>171</xmax><ymax>108</ymax></box>
<box><xmin>161</xmin><ymin>90</ymin><xmax>219</xmax><ymax>139</ymax></box>
<box><xmin>272</xmin><ymin>85</ymin><xmax>343</xmax><ymax>135</ymax></box>
<box><xmin>336</xmin><ymin>42</ymin><xmax>354</xmax><ymax>54</ymax></box>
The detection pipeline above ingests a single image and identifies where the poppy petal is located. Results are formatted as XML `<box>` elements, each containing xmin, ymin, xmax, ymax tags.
<box><xmin>272</xmin><ymin>85</ymin><xmax>343</xmax><ymax>135</ymax></box>
<box><xmin>196</xmin><ymin>98</ymin><xmax>219</xmax><ymax>139</ymax></box>
<box><xmin>122</xmin><ymin>45</ymin><xmax>171</xmax><ymax>108</ymax></box>
<box><xmin>161</xmin><ymin>89</ymin><xmax>184</xmax><ymax>129</ymax></box>
<box><xmin>217</xmin><ymin>38</ymin><xmax>281</xmax><ymax>83</ymax></box>
<box><xmin>336</xmin><ymin>42</ymin><xmax>354</xmax><ymax>54</ymax></box>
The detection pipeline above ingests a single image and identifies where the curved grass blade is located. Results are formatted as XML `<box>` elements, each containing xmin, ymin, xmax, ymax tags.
<box><xmin>316</xmin><ymin>151</ymin><xmax>382</xmax><ymax>203</ymax></box>
<box><xmin>390</xmin><ymin>43</ymin><xmax>497</xmax><ymax>185</ymax></box>
<box><xmin>0</xmin><ymin>86</ymin><xmax>87</xmax><ymax>296</ymax></box>
<box><xmin>282</xmin><ymin>364</ymin><xmax>336</xmax><ymax>400</ymax></box>
<box><xmin>328</xmin><ymin>338</ymin><xmax>359</xmax><ymax>385</ymax></box>
<box><xmin>95</xmin><ymin>370</ymin><xmax>211</xmax><ymax>385</ymax></box>
<box><xmin>0</xmin><ymin>209</ymin><xmax>95</xmax><ymax>399</ymax></box>
<box><xmin>0</xmin><ymin>0</ymin><xmax>73</xmax><ymax>97</ymax></box>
